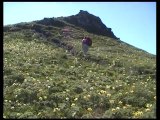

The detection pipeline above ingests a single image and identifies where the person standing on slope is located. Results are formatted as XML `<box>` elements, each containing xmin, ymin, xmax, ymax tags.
<box><xmin>82</xmin><ymin>36</ymin><xmax>92</xmax><ymax>56</ymax></box>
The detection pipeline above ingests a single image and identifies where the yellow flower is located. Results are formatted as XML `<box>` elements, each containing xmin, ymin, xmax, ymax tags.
<box><xmin>18</xmin><ymin>103</ymin><xmax>21</xmax><ymax>106</ymax></box>
<box><xmin>111</xmin><ymin>108</ymin><xmax>116</xmax><ymax>112</ymax></box>
<box><xmin>145</xmin><ymin>108</ymin><xmax>151</xmax><ymax>112</ymax></box>
<box><xmin>130</xmin><ymin>90</ymin><xmax>134</xmax><ymax>93</ymax></box>
<box><xmin>24</xmin><ymin>79</ymin><xmax>27</xmax><ymax>82</ymax></box>
<box><xmin>154</xmin><ymin>96</ymin><xmax>156</xmax><ymax>100</ymax></box>
<box><xmin>100</xmin><ymin>90</ymin><xmax>106</xmax><ymax>94</ymax></box>
<box><xmin>87</xmin><ymin>108</ymin><xmax>92</xmax><ymax>112</ymax></box>
<box><xmin>17</xmin><ymin>113</ymin><xmax>20</xmax><ymax>116</ymax></box>
<box><xmin>66</xmin><ymin>89</ymin><xmax>70</xmax><ymax>92</ymax></box>
<box><xmin>101</xmin><ymin>73</ymin><xmax>104</xmax><ymax>75</ymax></box>
<box><xmin>146</xmin><ymin>104</ymin><xmax>152</xmax><ymax>108</ymax></box>
<box><xmin>70</xmin><ymin>66</ymin><xmax>74</xmax><ymax>68</ymax></box>
<box><xmin>63</xmin><ymin>80</ymin><xmax>66</xmax><ymax>84</ymax></box>
<box><xmin>125</xmin><ymin>92</ymin><xmax>128</xmax><ymax>94</ymax></box>
<box><xmin>66</xmin><ymin>97</ymin><xmax>69</xmax><ymax>101</ymax></box>
<box><xmin>132</xmin><ymin>85</ymin><xmax>135</xmax><ymax>88</ymax></box>
<box><xmin>43</xmin><ymin>96</ymin><xmax>47</xmax><ymax>100</ymax></box>
<box><xmin>133</xmin><ymin>111</ymin><xmax>143</xmax><ymax>117</ymax></box>
<box><xmin>118</xmin><ymin>101</ymin><xmax>122</xmax><ymax>104</ymax></box>
<box><xmin>39</xmin><ymin>89</ymin><xmax>43</xmax><ymax>92</ymax></box>
<box><xmin>38</xmin><ymin>112</ymin><xmax>41</xmax><ymax>115</ymax></box>
<box><xmin>125</xmin><ymin>104</ymin><xmax>132</xmax><ymax>107</ymax></box>
<box><xmin>87</xmin><ymin>94</ymin><xmax>91</xmax><ymax>98</ymax></box>
<box><xmin>74</xmin><ymin>98</ymin><xmax>78</xmax><ymax>101</ymax></box>
<box><xmin>103</xmin><ymin>91</ymin><xmax>107</xmax><ymax>94</ymax></box>
<box><xmin>90</xmin><ymin>87</ymin><xmax>94</xmax><ymax>90</ymax></box>
<box><xmin>116</xmin><ymin>107</ymin><xmax>120</xmax><ymax>110</ymax></box>
<box><xmin>100</xmin><ymin>90</ymin><xmax>103</xmax><ymax>93</ymax></box>
<box><xmin>85</xmin><ymin>80</ymin><xmax>89</xmax><ymax>82</ymax></box>
<box><xmin>53</xmin><ymin>108</ymin><xmax>60</xmax><ymax>112</ymax></box>
<box><xmin>107</xmin><ymin>93</ymin><xmax>111</xmax><ymax>97</ymax></box>
<box><xmin>106</xmin><ymin>85</ymin><xmax>110</xmax><ymax>89</ymax></box>
<box><xmin>71</xmin><ymin>103</ymin><xmax>75</xmax><ymax>107</ymax></box>
<box><xmin>39</xmin><ymin>97</ymin><xmax>43</xmax><ymax>101</ymax></box>
<box><xmin>13</xmin><ymin>83</ymin><xmax>16</xmax><ymax>86</ymax></box>
<box><xmin>83</xmin><ymin>96</ymin><xmax>87</xmax><ymax>99</ymax></box>
<box><xmin>109</xmin><ymin>100</ymin><xmax>115</xmax><ymax>104</ymax></box>
<box><xmin>139</xmin><ymin>111</ymin><xmax>143</xmax><ymax>115</ymax></box>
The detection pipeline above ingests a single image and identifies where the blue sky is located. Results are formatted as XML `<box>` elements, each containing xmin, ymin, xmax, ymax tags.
<box><xmin>3</xmin><ymin>2</ymin><xmax>156</xmax><ymax>55</ymax></box>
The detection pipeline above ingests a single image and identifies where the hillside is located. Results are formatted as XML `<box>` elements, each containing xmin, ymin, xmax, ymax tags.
<box><xmin>3</xmin><ymin>10</ymin><xmax>156</xmax><ymax>118</ymax></box>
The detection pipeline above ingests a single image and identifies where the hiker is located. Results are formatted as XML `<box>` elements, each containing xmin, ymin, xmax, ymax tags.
<box><xmin>82</xmin><ymin>36</ymin><xmax>92</xmax><ymax>56</ymax></box>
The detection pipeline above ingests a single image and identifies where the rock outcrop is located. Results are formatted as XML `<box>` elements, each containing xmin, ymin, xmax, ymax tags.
<box><xmin>62</xmin><ymin>10</ymin><xmax>118</xmax><ymax>39</ymax></box>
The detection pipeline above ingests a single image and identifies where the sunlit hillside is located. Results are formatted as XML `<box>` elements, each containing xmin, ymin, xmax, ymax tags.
<box><xmin>3</xmin><ymin>11</ymin><xmax>156</xmax><ymax>118</ymax></box>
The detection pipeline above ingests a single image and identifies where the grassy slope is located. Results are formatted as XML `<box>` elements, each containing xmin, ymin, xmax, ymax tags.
<box><xmin>3</xmin><ymin>23</ymin><xmax>156</xmax><ymax>118</ymax></box>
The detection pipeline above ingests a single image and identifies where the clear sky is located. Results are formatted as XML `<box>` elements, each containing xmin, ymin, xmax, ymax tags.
<box><xmin>3</xmin><ymin>2</ymin><xmax>156</xmax><ymax>55</ymax></box>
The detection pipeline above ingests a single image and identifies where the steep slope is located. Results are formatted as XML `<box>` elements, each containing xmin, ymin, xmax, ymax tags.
<box><xmin>3</xmin><ymin>11</ymin><xmax>156</xmax><ymax>119</ymax></box>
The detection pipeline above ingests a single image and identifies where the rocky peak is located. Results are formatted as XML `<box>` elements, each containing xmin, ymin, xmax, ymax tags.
<box><xmin>63</xmin><ymin>10</ymin><xmax>118</xmax><ymax>39</ymax></box>
<box><xmin>79</xmin><ymin>10</ymin><xmax>89</xmax><ymax>14</ymax></box>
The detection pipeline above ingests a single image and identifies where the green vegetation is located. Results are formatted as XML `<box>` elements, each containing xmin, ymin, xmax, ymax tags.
<box><xmin>3</xmin><ymin>21</ymin><xmax>156</xmax><ymax>118</ymax></box>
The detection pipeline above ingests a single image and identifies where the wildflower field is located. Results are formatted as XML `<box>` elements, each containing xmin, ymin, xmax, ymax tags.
<box><xmin>3</xmin><ymin>23</ymin><xmax>156</xmax><ymax>118</ymax></box>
